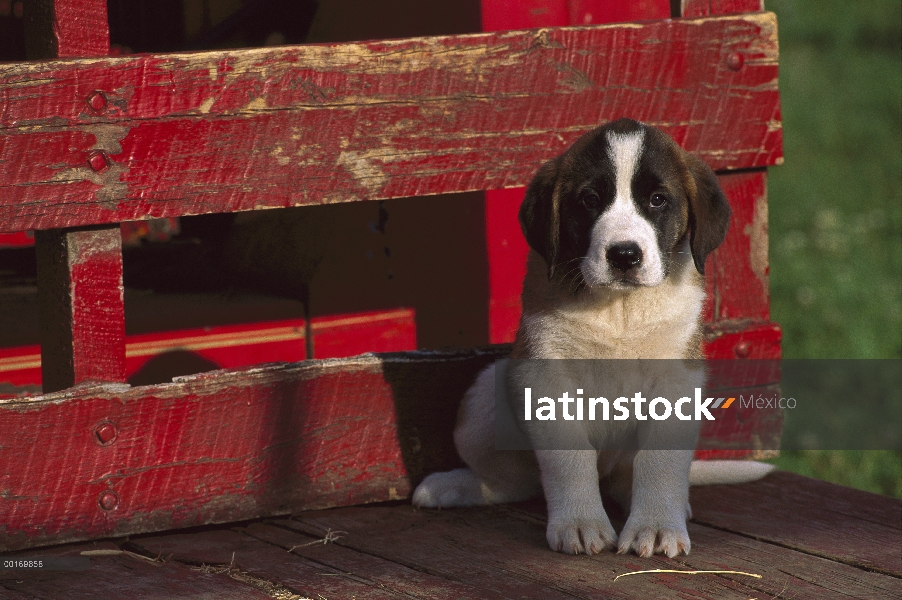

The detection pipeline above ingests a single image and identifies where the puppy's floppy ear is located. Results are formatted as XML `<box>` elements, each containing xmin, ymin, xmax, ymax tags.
<box><xmin>519</xmin><ymin>157</ymin><xmax>562</xmax><ymax>279</ymax></box>
<box><xmin>684</xmin><ymin>153</ymin><xmax>731</xmax><ymax>274</ymax></box>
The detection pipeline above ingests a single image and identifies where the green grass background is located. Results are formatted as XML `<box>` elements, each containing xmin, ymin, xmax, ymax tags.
<box><xmin>763</xmin><ymin>0</ymin><xmax>901</xmax><ymax>496</ymax></box>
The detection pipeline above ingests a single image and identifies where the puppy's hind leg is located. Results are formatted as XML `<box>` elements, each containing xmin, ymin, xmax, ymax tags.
<box><xmin>413</xmin><ymin>363</ymin><xmax>541</xmax><ymax>508</ymax></box>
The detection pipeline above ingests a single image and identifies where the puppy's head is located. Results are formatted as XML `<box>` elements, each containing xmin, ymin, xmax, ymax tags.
<box><xmin>519</xmin><ymin>118</ymin><xmax>731</xmax><ymax>289</ymax></box>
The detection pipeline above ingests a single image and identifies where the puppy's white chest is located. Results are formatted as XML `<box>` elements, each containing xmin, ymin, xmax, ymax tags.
<box><xmin>526</xmin><ymin>283</ymin><xmax>704</xmax><ymax>360</ymax></box>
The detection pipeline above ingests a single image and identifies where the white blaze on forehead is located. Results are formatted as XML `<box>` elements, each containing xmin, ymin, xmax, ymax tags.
<box><xmin>580</xmin><ymin>127</ymin><xmax>666</xmax><ymax>287</ymax></box>
<box><xmin>607</xmin><ymin>130</ymin><xmax>645</xmax><ymax>200</ymax></box>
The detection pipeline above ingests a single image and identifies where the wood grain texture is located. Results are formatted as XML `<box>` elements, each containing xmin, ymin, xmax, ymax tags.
<box><xmin>23</xmin><ymin>2</ymin><xmax>124</xmax><ymax>393</ymax></box>
<box><xmin>0</xmin><ymin>348</ymin><xmax>503</xmax><ymax>551</ymax></box>
<box><xmin>681</xmin><ymin>0</ymin><xmax>764</xmax><ymax>18</ymax></box>
<box><xmin>698</xmin><ymin>323</ymin><xmax>782</xmax><ymax>459</ymax></box>
<box><xmin>4</xmin><ymin>541</ymin><xmax>274</xmax><ymax>599</ymax></box>
<box><xmin>690</xmin><ymin>471</ymin><xmax>902</xmax><ymax>577</ymax></box>
<box><xmin>280</xmin><ymin>491</ymin><xmax>893</xmax><ymax>600</ymax></box>
<box><xmin>280</xmin><ymin>487</ymin><xmax>901</xmax><ymax>599</ymax></box>
<box><xmin>130</xmin><ymin>526</ymin><xmax>500</xmax><ymax>600</ymax></box>
<box><xmin>696</xmin><ymin>383</ymin><xmax>781</xmax><ymax>457</ymax></box>
<box><xmin>34</xmin><ymin>226</ymin><xmax>126</xmax><ymax>393</ymax></box>
<box><xmin>9</xmin><ymin>473</ymin><xmax>899</xmax><ymax>599</ymax></box>
<box><xmin>0</xmin><ymin>14</ymin><xmax>781</xmax><ymax>233</ymax></box>
<box><xmin>1</xmin><ymin>335</ymin><xmax>783</xmax><ymax>551</ymax></box>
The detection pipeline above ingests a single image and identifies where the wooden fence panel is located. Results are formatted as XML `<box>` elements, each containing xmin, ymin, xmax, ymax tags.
<box><xmin>0</xmin><ymin>14</ymin><xmax>781</xmax><ymax>233</ymax></box>
<box><xmin>0</xmin><ymin>341</ymin><xmax>779</xmax><ymax>551</ymax></box>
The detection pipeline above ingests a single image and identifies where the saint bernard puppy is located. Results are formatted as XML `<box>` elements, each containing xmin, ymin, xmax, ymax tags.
<box><xmin>412</xmin><ymin>118</ymin><xmax>773</xmax><ymax>558</ymax></box>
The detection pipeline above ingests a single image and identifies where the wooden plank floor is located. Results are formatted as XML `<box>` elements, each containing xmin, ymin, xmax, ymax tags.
<box><xmin>2</xmin><ymin>472</ymin><xmax>899</xmax><ymax>599</ymax></box>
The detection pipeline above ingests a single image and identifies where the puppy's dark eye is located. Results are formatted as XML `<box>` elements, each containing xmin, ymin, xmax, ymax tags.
<box><xmin>581</xmin><ymin>192</ymin><xmax>602</xmax><ymax>211</ymax></box>
<box><xmin>649</xmin><ymin>193</ymin><xmax>668</xmax><ymax>209</ymax></box>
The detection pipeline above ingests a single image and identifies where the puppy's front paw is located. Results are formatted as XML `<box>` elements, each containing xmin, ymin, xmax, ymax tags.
<box><xmin>617</xmin><ymin>518</ymin><xmax>690</xmax><ymax>558</ymax></box>
<box><xmin>546</xmin><ymin>509</ymin><xmax>617</xmax><ymax>555</ymax></box>
<box><xmin>412</xmin><ymin>469</ymin><xmax>484</xmax><ymax>508</ymax></box>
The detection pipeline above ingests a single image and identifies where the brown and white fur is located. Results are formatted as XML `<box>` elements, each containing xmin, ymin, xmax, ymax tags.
<box><xmin>412</xmin><ymin>119</ymin><xmax>773</xmax><ymax>558</ymax></box>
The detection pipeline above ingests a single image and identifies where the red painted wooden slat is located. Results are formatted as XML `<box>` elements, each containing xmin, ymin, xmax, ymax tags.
<box><xmin>311</xmin><ymin>309</ymin><xmax>417</xmax><ymax>359</ymax></box>
<box><xmin>681</xmin><ymin>0</ymin><xmax>764</xmax><ymax>18</ymax></box>
<box><xmin>695</xmin><ymin>383</ymin><xmax>781</xmax><ymax>460</ymax></box>
<box><xmin>0</xmin><ymin>344</ymin><xmax>783</xmax><ymax>551</ymax></box>
<box><xmin>0</xmin><ymin>349</ymin><xmax>502</xmax><ymax>551</ymax></box>
<box><xmin>0</xmin><ymin>15</ymin><xmax>781</xmax><ymax>234</ymax></box>
<box><xmin>2</xmin><ymin>315</ymin><xmax>775</xmax><ymax>391</ymax></box>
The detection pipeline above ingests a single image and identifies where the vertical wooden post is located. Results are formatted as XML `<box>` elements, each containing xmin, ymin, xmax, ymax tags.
<box><xmin>26</xmin><ymin>0</ymin><xmax>125</xmax><ymax>392</ymax></box>
<box><xmin>23</xmin><ymin>0</ymin><xmax>111</xmax><ymax>58</ymax></box>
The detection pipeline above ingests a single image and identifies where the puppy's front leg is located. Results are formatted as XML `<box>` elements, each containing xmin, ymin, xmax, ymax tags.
<box><xmin>617</xmin><ymin>449</ymin><xmax>693</xmax><ymax>558</ymax></box>
<box><xmin>535</xmin><ymin>450</ymin><xmax>617</xmax><ymax>555</ymax></box>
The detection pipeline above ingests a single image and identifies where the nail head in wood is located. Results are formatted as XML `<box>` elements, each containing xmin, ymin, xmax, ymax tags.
<box><xmin>86</xmin><ymin>90</ymin><xmax>107</xmax><ymax>112</ymax></box>
<box><xmin>87</xmin><ymin>151</ymin><xmax>108</xmax><ymax>172</ymax></box>
<box><xmin>94</xmin><ymin>422</ymin><xmax>117</xmax><ymax>445</ymax></box>
<box><xmin>734</xmin><ymin>341</ymin><xmax>751</xmax><ymax>357</ymax></box>
<box><xmin>727</xmin><ymin>52</ymin><xmax>744</xmax><ymax>71</ymax></box>
<box><xmin>99</xmin><ymin>491</ymin><xmax>119</xmax><ymax>511</ymax></box>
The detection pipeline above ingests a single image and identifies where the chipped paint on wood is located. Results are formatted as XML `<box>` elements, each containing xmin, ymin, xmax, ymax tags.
<box><xmin>745</xmin><ymin>190</ymin><xmax>769</xmax><ymax>291</ymax></box>
<box><xmin>707</xmin><ymin>171</ymin><xmax>771</xmax><ymax>321</ymax></box>
<box><xmin>337</xmin><ymin>150</ymin><xmax>390</xmax><ymax>198</ymax></box>
<box><xmin>0</xmin><ymin>14</ymin><xmax>782</xmax><ymax>233</ymax></box>
<box><xmin>198</xmin><ymin>97</ymin><xmax>216</xmax><ymax>114</ymax></box>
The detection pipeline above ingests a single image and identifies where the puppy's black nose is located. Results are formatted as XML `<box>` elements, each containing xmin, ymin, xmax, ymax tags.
<box><xmin>606</xmin><ymin>243</ymin><xmax>643</xmax><ymax>271</ymax></box>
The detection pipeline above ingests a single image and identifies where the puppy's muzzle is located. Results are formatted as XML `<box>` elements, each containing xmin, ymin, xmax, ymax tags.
<box><xmin>606</xmin><ymin>242</ymin><xmax>643</xmax><ymax>272</ymax></box>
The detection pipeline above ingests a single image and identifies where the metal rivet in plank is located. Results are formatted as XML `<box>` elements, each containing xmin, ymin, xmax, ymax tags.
<box><xmin>94</xmin><ymin>422</ymin><xmax>117</xmax><ymax>445</ymax></box>
<box><xmin>99</xmin><ymin>491</ymin><xmax>119</xmax><ymax>511</ymax></box>
<box><xmin>726</xmin><ymin>52</ymin><xmax>744</xmax><ymax>71</ymax></box>
<box><xmin>87</xmin><ymin>151</ymin><xmax>109</xmax><ymax>172</ymax></box>
<box><xmin>86</xmin><ymin>91</ymin><xmax>108</xmax><ymax>112</ymax></box>
<box><xmin>734</xmin><ymin>341</ymin><xmax>751</xmax><ymax>358</ymax></box>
